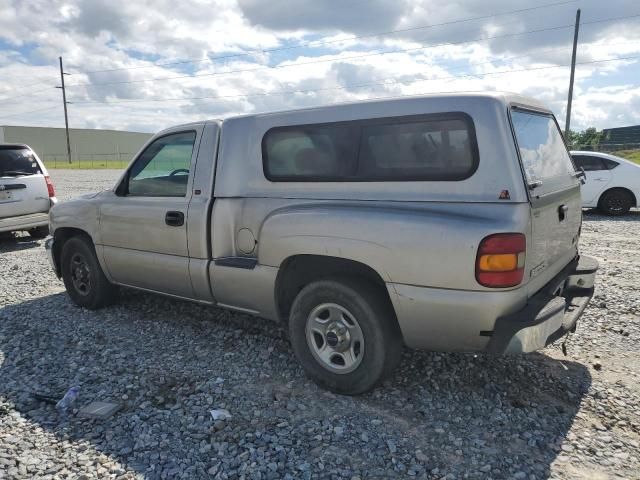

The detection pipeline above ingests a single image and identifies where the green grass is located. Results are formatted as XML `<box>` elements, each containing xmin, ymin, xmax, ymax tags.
<box><xmin>615</xmin><ymin>150</ymin><xmax>640</xmax><ymax>165</ymax></box>
<box><xmin>44</xmin><ymin>160</ymin><xmax>129</xmax><ymax>169</ymax></box>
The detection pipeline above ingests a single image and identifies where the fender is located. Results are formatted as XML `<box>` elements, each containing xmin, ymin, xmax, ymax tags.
<box><xmin>257</xmin><ymin>202</ymin><xmax>527</xmax><ymax>290</ymax></box>
<box><xmin>49</xmin><ymin>192</ymin><xmax>112</xmax><ymax>280</ymax></box>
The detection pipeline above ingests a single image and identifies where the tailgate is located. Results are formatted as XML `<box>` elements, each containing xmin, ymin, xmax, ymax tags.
<box><xmin>510</xmin><ymin>108</ymin><xmax>581</xmax><ymax>292</ymax></box>
<box><xmin>0</xmin><ymin>147</ymin><xmax>50</xmax><ymax>219</ymax></box>
<box><xmin>0</xmin><ymin>174</ymin><xmax>50</xmax><ymax>218</ymax></box>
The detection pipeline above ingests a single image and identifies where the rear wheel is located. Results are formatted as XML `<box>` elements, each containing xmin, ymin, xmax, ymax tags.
<box><xmin>61</xmin><ymin>236</ymin><xmax>116</xmax><ymax>309</ymax></box>
<box><xmin>599</xmin><ymin>189</ymin><xmax>633</xmax><ymax>216</ymax></box>
<box><xmin>288</xmin><ymin>278</ymin><xmax>402</xmax><ymax>395</ymax></box>
<box><xmin>28</xmin><ymin>226</ymin><xmax>49</xmax><ymax>239</ymax></box>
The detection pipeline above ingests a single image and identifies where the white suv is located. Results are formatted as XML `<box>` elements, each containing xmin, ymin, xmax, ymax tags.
<box><xmin>0</xmin><ymin>144</ymin><xmax>57</xmax><ymax>238</ymax></box>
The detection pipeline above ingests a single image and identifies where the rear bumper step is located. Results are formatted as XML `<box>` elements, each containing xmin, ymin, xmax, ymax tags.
<box><xmin>484</xmin><ymin>255</ymin><xmax>598</xmax><ymax>354</ymax></box>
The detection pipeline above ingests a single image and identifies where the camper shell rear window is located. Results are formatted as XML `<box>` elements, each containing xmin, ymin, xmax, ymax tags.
<box><xmin>510</xmin><ymin>108</ymin><xmax>576</xmax><ymax>186</ymax></box>
<box><xmin>262</xmin><ymin>112</ymin><xmax>479</xmax><ymax>182</ymax></box>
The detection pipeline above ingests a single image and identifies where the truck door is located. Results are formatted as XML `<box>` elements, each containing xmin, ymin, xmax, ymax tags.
<box><xmin>98</xmin><ymin>125</ymin><xmax>203</xmax><ymax>297</ymax></box>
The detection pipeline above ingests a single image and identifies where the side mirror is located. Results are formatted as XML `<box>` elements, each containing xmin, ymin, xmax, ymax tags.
<box><xmin>572</xmin><ymin>167</ymin><xmax>586</xmax><ymax>183</ymax></box>
<box><xmin>115</xmin><ymin>173</ymin><xmax>129</xmax><ymax>196</ymax></box>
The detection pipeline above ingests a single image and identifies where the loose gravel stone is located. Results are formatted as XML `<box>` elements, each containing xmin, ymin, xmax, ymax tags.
<box><xmin>0</xmin><ymin>170</ymin><xmax>639</xmax><ymax>479</ymax></box>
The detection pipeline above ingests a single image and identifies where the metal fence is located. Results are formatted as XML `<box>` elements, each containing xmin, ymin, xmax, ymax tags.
<box><xmin>569</xmin><ymin>142</ymin><xmax>640</xmax><ymax>153</ymax></box>
<box><xmin>41</xmin><ymin>153</ymin><xmax>136</xmax><ymax>169</ymax></box>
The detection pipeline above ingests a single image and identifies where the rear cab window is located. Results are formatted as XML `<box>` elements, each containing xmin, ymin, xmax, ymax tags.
<box><xmin>510</xmin><ymin>108</ymin><xmax>577</xmax><ymax>194</ymax></box>
<box><xmin>262</xmin><ymin>113</ymin><xmax>478</xmax><ymax>181</ymax></box>
<box><xmin>0</xmin><ymin>147</ymin><xmax>42</xmax><ymax>177</ymax></box>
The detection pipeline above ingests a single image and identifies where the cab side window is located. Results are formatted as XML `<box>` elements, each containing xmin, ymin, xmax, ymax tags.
<box><xmin>127</xmin><ymin>131</ymin><xmax>196</xmax><ymax>197</ymax></box>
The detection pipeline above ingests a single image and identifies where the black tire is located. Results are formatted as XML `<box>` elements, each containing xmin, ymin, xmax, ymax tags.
<box><xmin>288</xmin><ymin>278</ymin><xmax>403</xmax><ymax>395</ymax></box>
<box><xmin>599</xmin><ymin>189</ymin><xmax>633</xmax><ymax>216</ymax></box>
<box><xmin>28</xmin><ymin>226</ymin><xmax>49</xmax><ymax>239</ymax></box>
<box><xmin>61</xmin><ymin>236</ymin><xmax>116</xmax><ymax>309</ymax></box>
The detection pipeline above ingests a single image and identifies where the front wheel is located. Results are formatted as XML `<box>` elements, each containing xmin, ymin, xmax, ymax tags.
<box><xmin>599</xmin><ymin>189</ymin><xmax>633</xmax><ymax>216</ymax></box>
<box><xmin>288</xmin><ymin>278</ymin><xmax>402</xmax><ymax>395</ymax></box>
<box><xmin>61</xmin><ymin>236</ymin><xmax>116</xmax><ymax>309</ymax></box>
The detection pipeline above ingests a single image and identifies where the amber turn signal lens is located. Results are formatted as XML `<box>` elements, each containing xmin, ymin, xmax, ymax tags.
<box><xmin>478</xmin><ymin>253</ymin><xmax>517</xmax><ymax>272</ymax></box>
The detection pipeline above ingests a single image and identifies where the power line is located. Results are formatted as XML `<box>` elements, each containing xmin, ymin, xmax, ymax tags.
<box><xmin>69</xmin><ymin>45</ymin><xmax>575</xmax><ymax>105</ymax></box>
<box><xmin>0</xmin><ymin>105</ymin><xmax>59</xmax><ymax>120</ymax></box>
<box><xmin>65</xmin><ymin>26</ymin><xmax>572</xmax><ymax>89</ymax></box>
<box><xmin>0</xmin><ymin>86</ymin><xmax>57</xmax><ymax>105</ymax></box>
<box><xmin>72</xmin><ymin>0</ymin><xmax>579</xmax><ymax>76</ymax></box>
<box><xmin>66</xmin><ymin>39</ymin><xmax>640</xmax><ymax>108</ymax></box>
<box><xmin>65</xmin><ymin>13</ymin><xmax>640</xmax><ymax>90</ymax></box>
<box><xmin>67</xmin><ymin>55</ymin><xmax>640</xmax><ymax>107</ymax></box>
<box><xmin>0</xmin><ymin>78</ymin><xmax>55</xmax><ymax>91</ymax></box>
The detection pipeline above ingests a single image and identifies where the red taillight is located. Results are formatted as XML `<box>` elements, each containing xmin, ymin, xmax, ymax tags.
<box><xmin>45</xmin><ymin>175</ymin><xmax>55</xmax><ymax>198</ymax></box>
<box><xmin>476</xmin><ymin>233</ymin><xmax>526</xmax><ymax>288</ymax></box>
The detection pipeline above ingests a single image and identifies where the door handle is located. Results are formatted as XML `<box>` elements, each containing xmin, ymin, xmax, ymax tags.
<box><xmin>165</xmin><ymin>211</ymin><xmax>184</xmax><ymax>227</ymax></box>
<box><xmin>558</xmin><ymin>204</ymin><xmax>568</xmax><ymax>221</ymax></box>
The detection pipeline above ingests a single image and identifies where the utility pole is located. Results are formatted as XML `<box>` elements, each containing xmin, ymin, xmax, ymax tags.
<box><xmin>56</xmin><ymin>56</ymin><xmax>72</xmax><ymax>164</ymax></box>
<box><xmin>564</xmin><ymin>9</ymin><xmax>581</xmax><ymax>140</ymax></box>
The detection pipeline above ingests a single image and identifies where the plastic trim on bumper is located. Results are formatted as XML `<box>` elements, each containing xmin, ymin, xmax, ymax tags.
<box><xmin>485</xmin><ymin>255</ymin><xmax>598</xmax><ymax>354</ymax></box>
<box><xmin>44</xmin><ymin>237</ymin><xmax>60</xmax><ymax>277</ymax></box>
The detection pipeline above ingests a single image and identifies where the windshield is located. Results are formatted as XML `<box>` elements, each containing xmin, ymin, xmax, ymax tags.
<box><xmin>0</xmin><ymin>147</ymin><xmax>42</xmax><ymax>176</ymax></box>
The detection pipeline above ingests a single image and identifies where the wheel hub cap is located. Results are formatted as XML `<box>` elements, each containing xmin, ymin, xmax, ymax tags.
<box><xmin>305</xmin><ymin>303</ymin><xmax>364</xmax><ymax>374</ymax></box>
<box><xmin>71</xmin><ymin>253</ymin><xmax>91</xmax><ymax>295</ymax></box>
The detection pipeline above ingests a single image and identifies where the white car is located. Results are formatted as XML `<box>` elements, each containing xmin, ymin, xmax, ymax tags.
<box><xmin>571</xmin><ymin>151</ymin><xmax>640</xmax><ymax>215</ymax></box>
<box><xmin>0</xmin><ymin>144</ymin><xmax>57</xmax><ymax>238</ymax></box>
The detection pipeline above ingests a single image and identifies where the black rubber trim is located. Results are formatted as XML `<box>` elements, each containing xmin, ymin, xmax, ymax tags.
<box><xmin>214</xmin><ymin>257</ymin><xmax>258</xmax><ymax>269</ymax></box>
<box><xmin>0</xmin><ymin>183</ymin><xmax>27</xmax><ymax>190</ymax></box>
<box><xmin>574</xmin><ymin>255</ymin><xmax>598</xmax><ymax>275</ymax></box>
<box><xmin>484</xmin><ymin>255</ymin><xmax>598</xmax><ymax>354</ymax></box>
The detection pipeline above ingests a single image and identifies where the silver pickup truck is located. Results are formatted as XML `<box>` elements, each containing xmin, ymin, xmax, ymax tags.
<box><xmin>46</xmin><ymin>92</ymin><xmax>598</xmax><ymax>394</ymax></box>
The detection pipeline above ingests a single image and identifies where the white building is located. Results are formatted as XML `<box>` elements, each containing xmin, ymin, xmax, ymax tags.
<box><xmin>0</xmin><ymin>125</ymin><xmax>153</xmax><ymax>166</ymax></box>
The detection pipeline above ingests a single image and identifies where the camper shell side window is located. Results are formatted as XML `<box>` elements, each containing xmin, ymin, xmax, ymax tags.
<box><xmin>262</xmin><ymin>112</ymin><xmax>479</xmax><ymax>182</ymax></box>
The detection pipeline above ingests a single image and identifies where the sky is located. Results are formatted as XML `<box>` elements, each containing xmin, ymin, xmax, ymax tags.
<box><xmin>0</xmin><ymin>0</ymin><xmax>639</xmax><ymax>134</ymax></box>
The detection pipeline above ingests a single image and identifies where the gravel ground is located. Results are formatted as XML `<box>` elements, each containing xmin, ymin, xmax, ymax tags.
<box><xmin>0</xmin><ymin>169</ymin><xmax>638</xmax><ymax>480</ymax></box>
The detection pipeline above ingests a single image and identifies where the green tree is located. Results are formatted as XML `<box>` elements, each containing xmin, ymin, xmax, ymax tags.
<box><xmin>567</xmin><ymin>127</ymin><xmax>602</xmax><ymax>150</ymax></box>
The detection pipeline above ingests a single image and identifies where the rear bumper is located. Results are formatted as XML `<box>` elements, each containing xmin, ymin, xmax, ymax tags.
<box><xmin>484</xmin><ymin>255</ymin><xmax>598</xmax><ymax>354</ymax></box>
<box><xmin>388</xmin><ymin>255</ymin><xmax>598</xmax><ymax>353</ymax></box>
<box><xmin>0</xmin><ymin>212</ymin><xmax>49</xmax><ymax>233</ymax></box>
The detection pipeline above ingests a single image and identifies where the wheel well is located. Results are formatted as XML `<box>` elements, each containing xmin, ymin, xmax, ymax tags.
<box><xmin>275</xmin><ymin>255</ymin><xmax>391</xmax><ymax>323</ymax></box>
<box><xmin>598</xmin><ymin>187</ymin><xmax>637</xmax><ymax>207</ymax></box>
<box><xmin>52</xmin><ymin>228</ymin><xmax>92</xmax><ymax>272</ymax></box>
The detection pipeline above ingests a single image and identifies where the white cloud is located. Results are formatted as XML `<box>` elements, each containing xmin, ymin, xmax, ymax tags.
<box><xmin>0</xmin><ymin>0</ymin><xmax>639</xmax><ymax>133</ymax></box>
